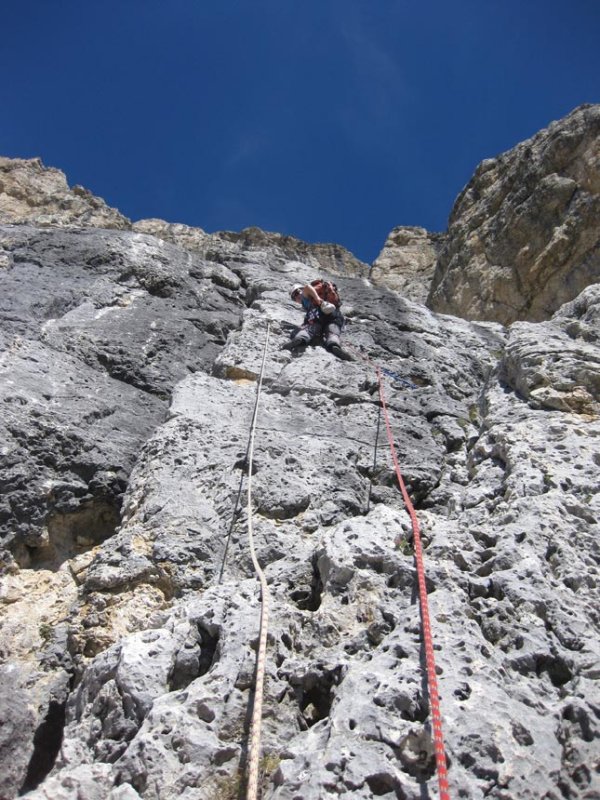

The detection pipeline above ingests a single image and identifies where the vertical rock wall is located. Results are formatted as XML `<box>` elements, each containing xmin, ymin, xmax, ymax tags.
<box><xmin>372</xmin><ymin>105</ymin><xmax>600</xmax><ymax>326</ymax></box>
<box><xmin>1</xmin><ymin>213</ymin><xmax>599</xmax><ymax>799</ymax></box>
<box><xmin>427</xmin><ymin>104</ymin><xmax>600</xmax><ymax>324</ymax></box>
<box><xmin>370</xmin><ymin>227</ymin><xmax>445</xmax><ymax>304</ymax></box>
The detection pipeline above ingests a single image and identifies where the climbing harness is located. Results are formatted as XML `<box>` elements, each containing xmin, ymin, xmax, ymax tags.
<box><xmin>376</xmin><ymin>366</ymin><xmax>450</xmax><ymax>800</ymax></box>
<box><xmin>244</xmin><ymin>323</ymin><xmax>272</xmax><ymax>800</ymax></box>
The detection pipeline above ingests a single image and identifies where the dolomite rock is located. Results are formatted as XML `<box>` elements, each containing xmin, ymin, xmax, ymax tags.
<box><xmin>133</xmin><ymin>219</ymin><xmax>369</xmax><ymax>278</ymax></box>
<box><xmin>371</xmin><ymin>226</ymin><xmax>445</xmax><ymax>303</ymax></box>
<box><xmin>0</xmin><ymin>156</ymin><xmax>367</xmax><ymax>280</ymax></box>
<box><xmin>427</xmin><ymin>104</ymin><xmax>600</xmax><ymax>324</ymax></box>
<box><xmin>502</xmin><ymin>285</ymin><xmax>600</xmax><ymax>416</ymax></box>
<box><xmin>1</xmin><ymin>152</ymin><xmax>599</xmax><ymax>800</ymax></box>
<box><xmin>0</xmin><ymin>157</ymin><xmax>130</xmax><ymax>230</ymax></box>
<box><xmin>0</xmin><ymin>670</ymin><xmax>37</xmax><ymax>800</ymax></box>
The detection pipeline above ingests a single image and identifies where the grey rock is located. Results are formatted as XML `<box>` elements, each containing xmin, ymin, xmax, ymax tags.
<box><xmin>0</xmin><ymin>155</ymin><xmax>367</xmax><ymax>281</ymax></box>
<box><xmin>0</xmin><ymin>668</ymin><xmax>37</xmax><ymax>800</ymax></box>
<box><xmin>501</xmin><ymin>284</ymin><xmax>600</xmax><ymax>415</ymax></box>
<box><xmin>1</xmin><ymin>155</ymin><xmax>599</xmax><ymax>800</ymax></box>
<box><xmin>133</xmin><ymin>219</ymin><xmax>370</xmax><ymax>279</ymax></box>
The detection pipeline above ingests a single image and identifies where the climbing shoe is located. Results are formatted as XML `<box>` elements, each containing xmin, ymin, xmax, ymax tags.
<box><xmin>329</xmin><ymin>344</ymin><xmax>354</xmax><ymax>362</ymax></box>
<box><xmin>281</xmin><ymin>338</ymin><xmax>306</xmax><ymax>352</ymax></box>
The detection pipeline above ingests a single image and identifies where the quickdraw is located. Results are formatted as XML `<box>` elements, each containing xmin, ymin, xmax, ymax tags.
<box><xmin>380</xmin><ymin>366</ymin><xmax>418</xmax><ymax>390</ymax></box>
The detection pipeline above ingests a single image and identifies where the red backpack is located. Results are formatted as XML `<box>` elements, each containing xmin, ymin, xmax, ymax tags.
<box><xmin>311</xmin><ymin>279</ymin><xmax>341</xmax><ymax>308</ymax></box>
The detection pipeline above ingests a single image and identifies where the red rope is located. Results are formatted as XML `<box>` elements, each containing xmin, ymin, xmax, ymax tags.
<box><xmin>377</xmin><ymin>367</ymin><xmax>450</xmax><ymax>800</ymax></box>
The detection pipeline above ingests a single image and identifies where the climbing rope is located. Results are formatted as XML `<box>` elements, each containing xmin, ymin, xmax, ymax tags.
<box><xmin>218</xmin><ymin>470</ymin><xmax>245</xmax><ymax>584</ymax></box>
<box><xmin>245</xmin><ymin>323</ymin><xmax>272</xmax><ymax>800</ymax></box>
<box><xmin>365</xmin><ymin>397</ymin><xmax>382</xmax><ymax>515</ymax></box>
<box><xmin>376</xmin><ymin>366</ymin><xmax>450</xmax><ymax>800</ymax></box>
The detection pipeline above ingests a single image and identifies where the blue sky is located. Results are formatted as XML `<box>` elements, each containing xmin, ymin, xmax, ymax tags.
<box><xmin>2</xmin><ymin>1</ymin><xmax>599</xmax><ymax>263</ymax></box>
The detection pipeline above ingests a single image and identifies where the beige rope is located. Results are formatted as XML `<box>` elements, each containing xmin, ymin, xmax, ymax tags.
<box><xmin>246</xmin><ymin>322</ymin><xmax>272</xmax><ymax>800</ymax></box>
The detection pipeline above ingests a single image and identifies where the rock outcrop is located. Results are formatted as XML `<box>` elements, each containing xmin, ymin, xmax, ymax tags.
<box><xmin>427</xmin><ymin>104</ymin><xmax>600</xmax><ymax>324</ymax></box>
<box><xmin>0</xmin><ymin>157</ymin><xmax>131</xmax><ymax>231</ymax></box>
<box><xmin>133</xmin><ymin>219</ymin><xmax>369</xmax><ymax>278</ymax></box>
<box><xmin>371</xmin><ymin>226</ymin><xmax>445</xmax><ymax>303</ymax></box>
<box><xmin>1</xmin><ymin>149</ymin><xmax>599</xmax><ymax>800</ymax></box>
<box><xmin>0</xmin><ymin>157</ymin><xmax>368</xmax><ymax>280</ymax></box>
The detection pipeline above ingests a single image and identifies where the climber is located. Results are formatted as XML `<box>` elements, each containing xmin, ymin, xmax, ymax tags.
<box><xmin>282</xmin><ymin>280</ymin><xmax>354</xmax><ymax>361</ymax></box>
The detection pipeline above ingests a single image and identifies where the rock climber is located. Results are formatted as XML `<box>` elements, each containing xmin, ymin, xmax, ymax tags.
<box><xmin>282</xmin><ymin>280</ymin><xmax>354</xmax><ymax>361</ymax></box>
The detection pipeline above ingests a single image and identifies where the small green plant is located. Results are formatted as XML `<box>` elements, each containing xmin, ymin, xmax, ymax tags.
<box><xmin>468</xmin><ymin>404</ymin><xmax>480</xmax><ymax>424</ymax></box>
<box><xmin>260</xmin><ymin>753</ymin><xmax>281</xmax><ymax>776</ymax></box>
<box><xmin>213</xmin><ymin>754</ymin><xmax>282</xmax><ymax>799</ymax></box>
<box><xmin>39</xmin><ymin>622</ymin><xmax>53</xmax><ymax>643</ymax></box>
<box><xmin>395</xmin><ymin>537</ymin><xmax>413</xmax><ymax>556</ymax></box>
<box><xmin>213</xmin><ymin>770</ymin><xmax>243</xmax><ymax>800</ymax></box>
<box><xmin>260</xmin><ymin>753</ymin><xmax>282</xmax><ymax>794</ymax></box>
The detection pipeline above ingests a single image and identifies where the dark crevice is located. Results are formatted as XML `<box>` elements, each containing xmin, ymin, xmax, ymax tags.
<box><xmin>290</xmin><ymin>555</ymin><xmax>323</xmax><ymax>612</ymax></box>
<box><xmin>536</xmin><ymin>654</ymin><xmax>573</xmax><ymax>687</ymax></box>
<box><xmin>234</xmin><ymin>455</ymin><xmax>258</xmax><ymax>475</ymax></box>
<box><xmin>394</xmin><ymin>729</ymin><xmax>437</xmax><ymax>782</ymax></box>
<box><xmin>197</xmin><ymin>625</ymin><xmax>219</xmax><ymax>676</ymax></box>
<box><xmin>299</xmin><ymin>683</ymin><xmax>332</xmax><ymax>728</ymax></box>
<box><xmin>94</xmin><ymin>351</ymin><xmax>171</xmax><ymax>399</ymax></box>
<box><xmin>561</xmin><ymin>704</ymin><xmax>594</xmax><ymax>743</ymax></box>
<box><xmin>365</xmin><ymin>772</ymin><xmax>406</xmax><ymax>798</ymax></box>
<box><xmin>509</xmin><ymin>652</ymin><xmax>574</xmax><ymax>688</ymax></box>
<box><xmin>291</xmin><ymin>664</ymin><xmax>345</xmax><ymax>729</ymax></box>
<box><xmin>168</xmin><ymin>624</ymin><xmax>219</xmax><ymax>692</ymax></box>
<box><xmin>453</xmin><ymin>682</ymin><xmax>472</xmax><ymax>702</ymax></box>
<box><xmin>401</xmin><ymin>699</ymin><xmax>429</xmax><ymax>724</ymax></box>
<box><xmin>19</xmin><ymin>699</ymin><xmax>67</xmax><ymax>794</ymax></box>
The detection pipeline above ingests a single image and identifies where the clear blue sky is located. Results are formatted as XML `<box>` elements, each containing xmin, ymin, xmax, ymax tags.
<box><xmin>2</xmin><ymin>1</ymin><xmax>599</xmax><ymax>263</ymax></box>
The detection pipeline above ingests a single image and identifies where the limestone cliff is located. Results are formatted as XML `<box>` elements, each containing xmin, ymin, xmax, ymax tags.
<box><xmin>370</xmin><ymin>227</ymin><xmax>445</xmax><ymax>304</ymax></box>
<box><xmin>373</xmin><ymin>105</ymin><xmax>600</xmax><ymax>324</ymax></box>
<box><xmin>0</xmin><ymin>155</ymin><xmax>599</xmax><ymax>800</ymax></box>
<box><xmin>428</xmin><ymin>104</ymin><xmax>600</xmax><ymax>324</ymax></box>
<box><xmin>0</xmin><ymin>156</ymin><xmax>130</xmax><ymax>231</ymax></box>
<box><xmin>0</xmin><ymin>157</ymin><xmax>368</xmax><ymax>280</ymax></box>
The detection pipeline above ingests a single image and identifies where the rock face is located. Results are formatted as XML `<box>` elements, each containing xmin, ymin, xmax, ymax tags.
<box><xmin>427</xmin><ymin>104</ymin><xmax>600</xmax><ymax>324</ymax></box>
<box><xmin>133</xmin><ymin>219</ymin><xmax>369</xmax><ymax>278</ymax></box>
<box><xmin>0</xmin><ymin>157</ymin><xmax>131</xmax><ymax>231</ymax></box>
<box><xmin>1</xmin><ymin>154</ymin><xmax>599</xmax><ymax>800</ymax></box>
<box><xmin>0</xmin><ymin>157</ymin><xmax>368</xmax><ymax>279</ymax></box>
<box><xmin>371</xmin><ymin>226</ymin><xmax>445</xmax><ymax>303</ymax></box>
